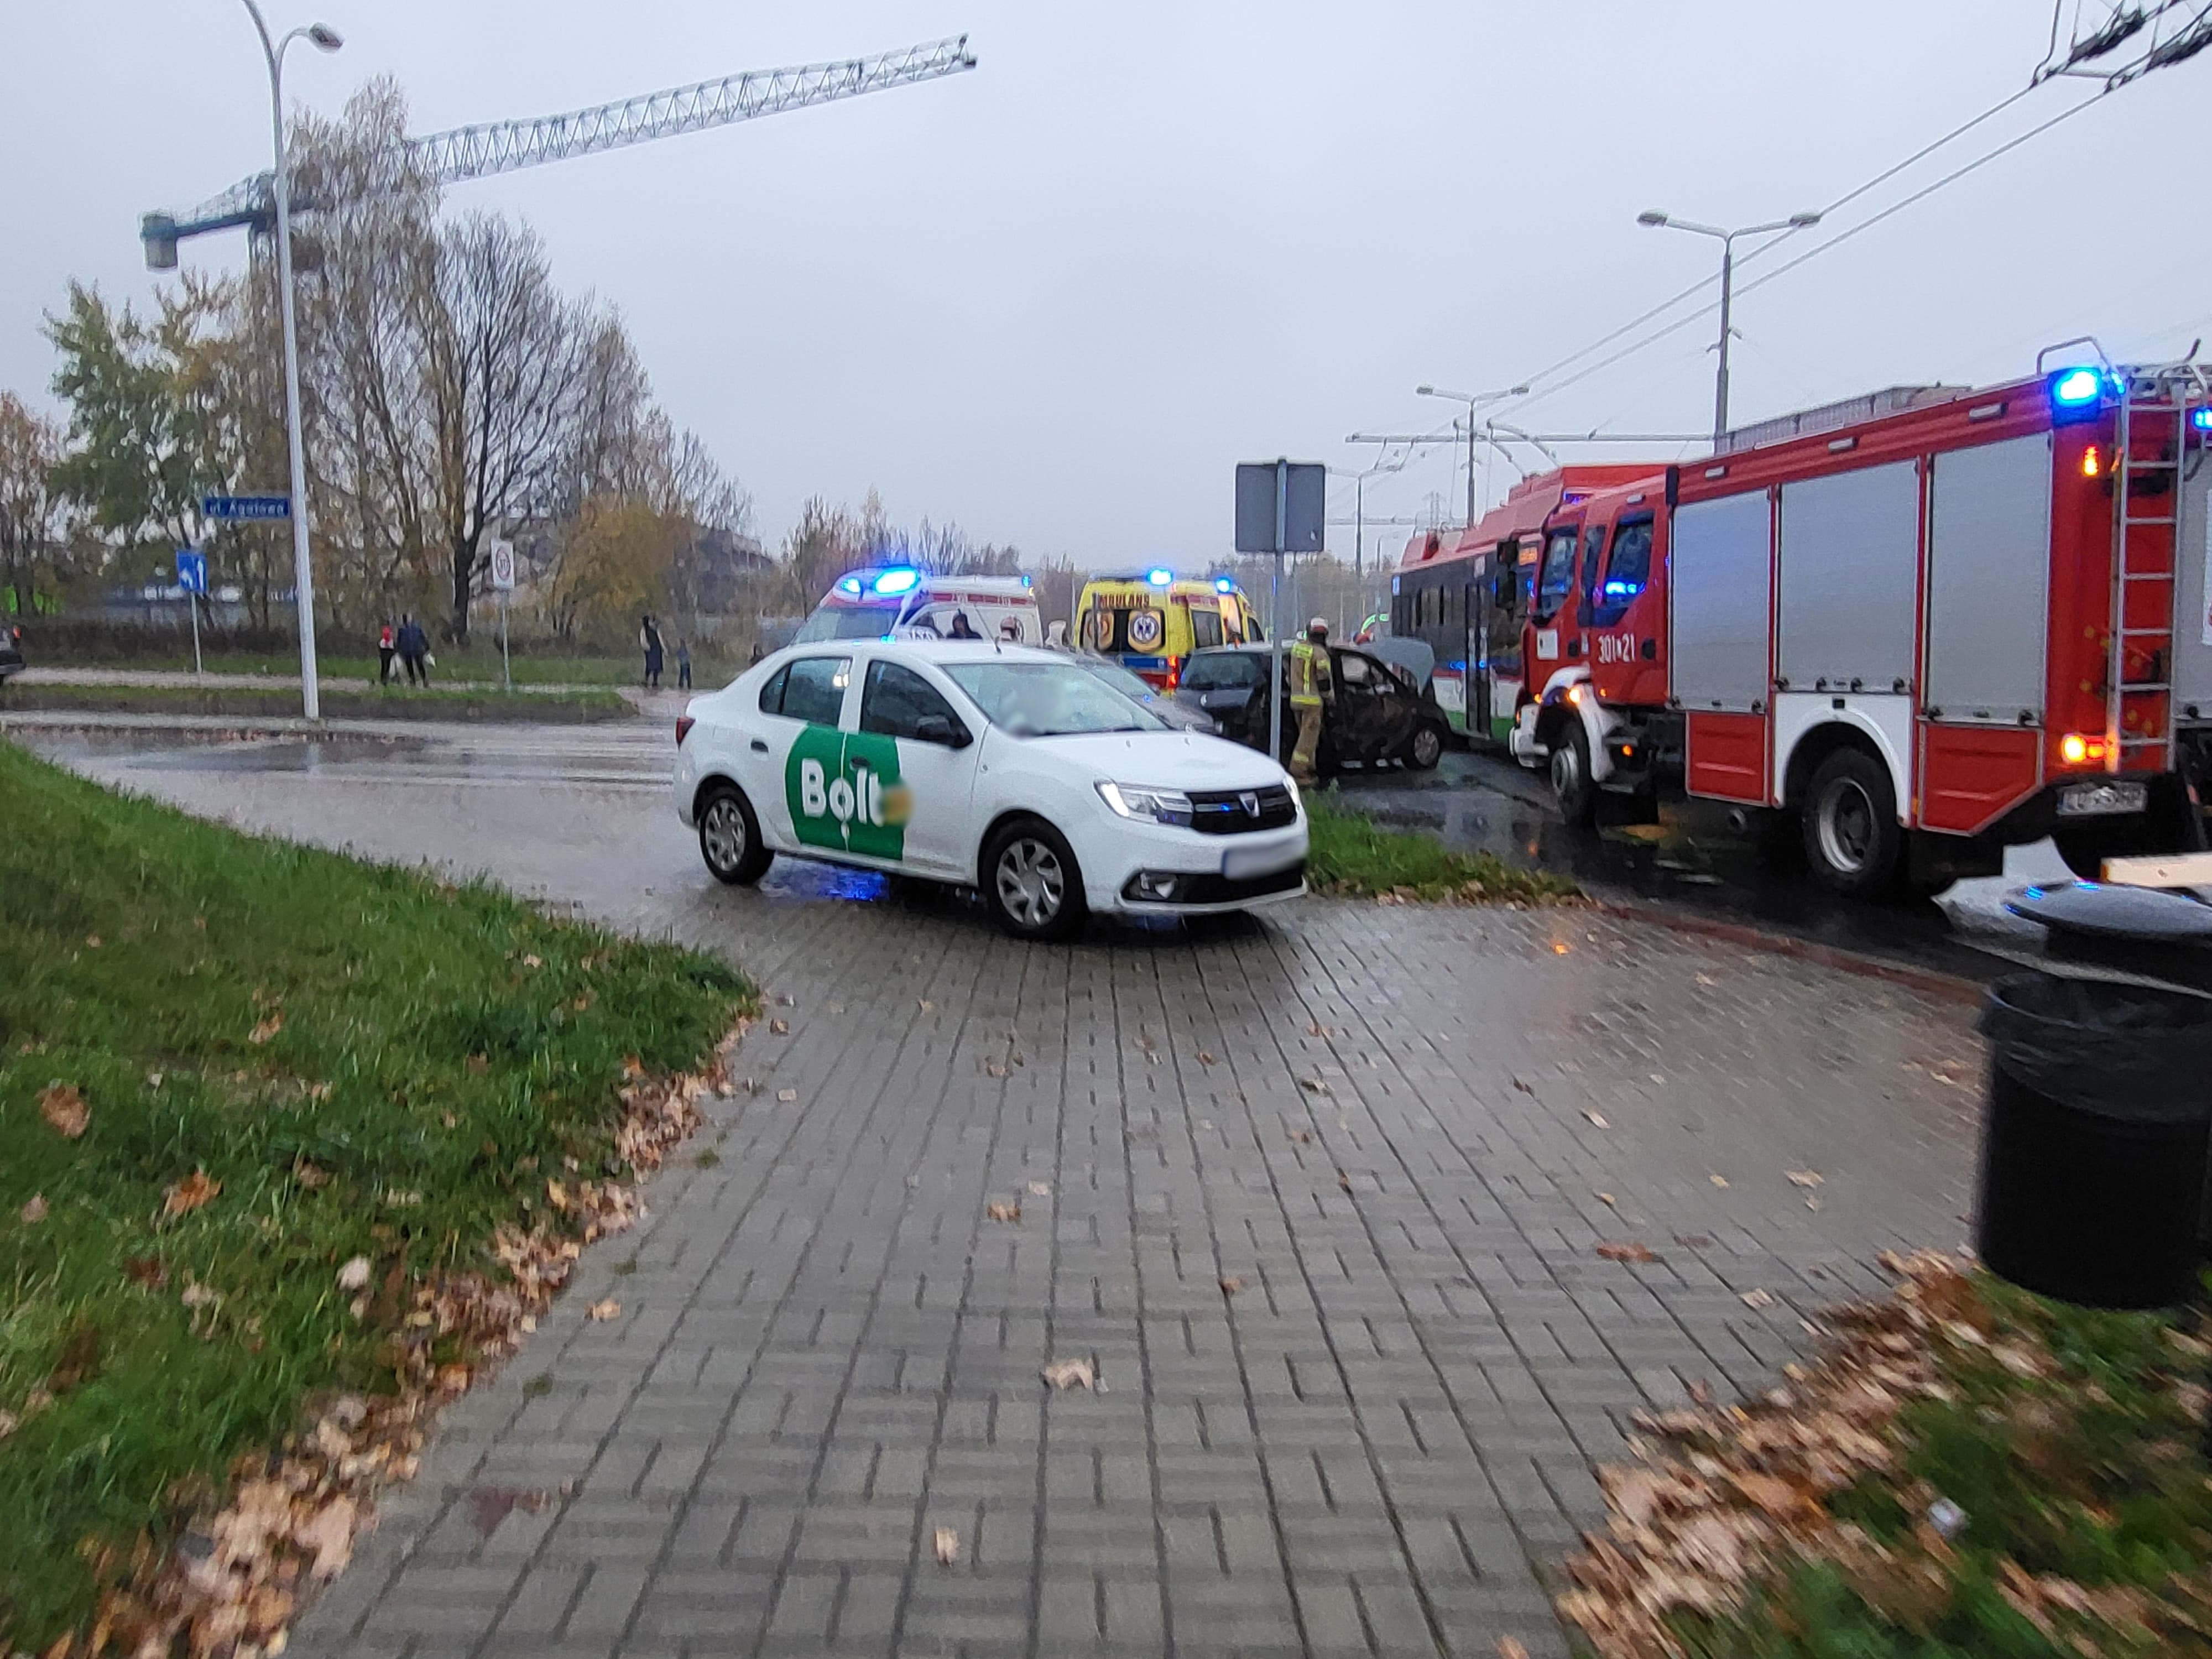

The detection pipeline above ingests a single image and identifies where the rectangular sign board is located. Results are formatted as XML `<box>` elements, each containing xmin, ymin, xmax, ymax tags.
<box><xmin>1233</xmin><ymin>460</ymin><xmax>1326</xmax><ymax>555</ymax></box>
<box><xmin>202</xmin><ymin>494</ymin><xmax>291</xmax><ymax>523</ymax></box>
<box><xmin>175</xmin><ymin>550</ymin><xmax>207</xmax><ymax>594</ymax></box>
<box><xmin>487</xmin><ymin>538</ymin><xmax>517</xmax><ymax>592</ymax></box>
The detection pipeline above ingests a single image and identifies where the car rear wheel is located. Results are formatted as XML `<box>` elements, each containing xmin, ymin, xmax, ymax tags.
<box><xmin>1802</xmin><ymin>749</ymin><xmax>1902</xmax><ymax>898</ymax></box>
<box><xmin>1407</xmin><ymin>723</ymin><xmax>1444</xmax><ymax>771</ymax></box>
<box><xmin>982</xmin><ymin>819</ymin><xmax>1087</xmax><ymax>941</ymax></box>
<box><xmin>698</xmin><ymin>783</ymin><xmax>773</xmax><ymax>885</ymax></box>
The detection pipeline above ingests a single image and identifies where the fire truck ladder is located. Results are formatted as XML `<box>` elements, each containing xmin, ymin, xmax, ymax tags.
<box><xmin>2106</xmin><ymin>363</ymin><xmax>2208</xmax><ymax>769</ymax></box>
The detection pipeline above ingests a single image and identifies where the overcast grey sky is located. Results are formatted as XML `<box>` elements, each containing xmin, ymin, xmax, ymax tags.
<box><xmin>5</xmin><ymin>2</ymin><xmax>2209</xmax><ymax>568</ymax></box>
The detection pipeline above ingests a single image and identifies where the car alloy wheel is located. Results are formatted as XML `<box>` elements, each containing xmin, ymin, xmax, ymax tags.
<box><xmin>995</xmin><ymin>837</ymin><xmax>1065</xmax><ymax>927</ymax></box>
<box><xmin>701</xmin><ymin>795</ymin><xmax>749</xmax><ymax>878</ymax></box>
<box><xmin>1410</xmin><ymin>726</ymin><xmax>1442</xmax><ymax>769</ymax></box>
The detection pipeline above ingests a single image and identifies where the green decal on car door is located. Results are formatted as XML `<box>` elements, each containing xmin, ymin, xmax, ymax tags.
<box><xmin>785</xmin><ymin>726</ymin><xmax>909</xmax><ymax>859</ymax></box>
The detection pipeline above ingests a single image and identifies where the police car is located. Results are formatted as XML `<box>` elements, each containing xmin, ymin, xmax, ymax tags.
<box><xmin>674</xmin><ymin>640</ymin><xmax>1308</xmax><ymax>939</ymax></box>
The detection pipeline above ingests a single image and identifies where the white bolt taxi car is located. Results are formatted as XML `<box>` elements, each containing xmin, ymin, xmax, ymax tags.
<box><xmin>674</xmin><ymin>639</ymin><xmax>1308</xmax><ymax>939</ymax></box>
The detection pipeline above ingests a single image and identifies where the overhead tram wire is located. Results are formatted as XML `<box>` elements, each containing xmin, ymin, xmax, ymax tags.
<box><xmin>1492</xmin><ymin>9</ymin><xmax>2210</xmax><ymax>423</ymax></box>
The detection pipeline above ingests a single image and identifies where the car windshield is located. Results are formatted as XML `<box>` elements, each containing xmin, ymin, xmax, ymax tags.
<box><xmin>795</xmin><ymin>600</ymin><xmax>901</xmax><ymax>642</ymax></box>
<box><xmin>945</xmin><ymin>661</ymin><xmax>1165</xmax><ymax>736</ymax></box>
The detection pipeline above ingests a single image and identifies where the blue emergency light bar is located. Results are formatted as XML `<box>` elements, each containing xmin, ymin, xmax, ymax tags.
<box><xmin>2050</xmin><ymin>367</ymin><xmax>2105</xmax><ymax>406</ymax></box>
<box><xmin>1145</xmin><ymin>567</ymin><xmax>1173</xmax><ymax>587</ymax></box>
<box><xmin>2193</xmin><ymin>408</ymin><xmax>2212</xmax><ymax>432</ymax></box>
<box><xmin>873</xmin><ymin>567</ymin><xmax>920</xmax><ymax>596</ymax></box>
<box><xmin>1214</xmin><ymin>577</ymin><xmax>1235</xmax><ymax>593</ymax></box>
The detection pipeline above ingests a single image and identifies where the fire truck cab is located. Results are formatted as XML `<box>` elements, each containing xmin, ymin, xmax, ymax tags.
<box><xmin>1510</xmin><ymin>361</ymin><xmax>2212</xmax><ymax>896</ymax></box>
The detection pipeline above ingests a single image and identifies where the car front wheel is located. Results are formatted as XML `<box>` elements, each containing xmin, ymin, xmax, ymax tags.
<box><xmin>698</xmin><ymin>782</ymin><xmax>774</xmax><ymax>885</ymax></box>
<box><xmin>982</xmin><ymin>819</ymin><xmax>1087</xmax><ymax>941</ymax></box>
<box><xmin>1407</xmin><ymin>723</ymin><xmax>1444</xmax><ymax>770</ymax></box>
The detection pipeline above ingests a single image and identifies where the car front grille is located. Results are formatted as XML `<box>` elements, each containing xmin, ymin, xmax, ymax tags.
<box><xmin>1186</xmin><ymin>785</ymin><xmax>1297</xmax><ymax>836</ymax></box>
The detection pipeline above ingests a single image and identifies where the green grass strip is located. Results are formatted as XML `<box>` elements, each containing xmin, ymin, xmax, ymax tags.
<box><xmin>0</xmin><ymin>742</ymin><xmax>747</xmax><ymax>1647</ymax></box>
<box><xmin>1303</xmin><ymin>795</ymin><xmax>1579</xmax><ymax>905</ymax></box>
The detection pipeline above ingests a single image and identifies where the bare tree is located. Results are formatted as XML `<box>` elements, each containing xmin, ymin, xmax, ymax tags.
<box><xmin>0</xmin><ymin>392</ymin><xmax>67</xmax><ymax>616</ymax></box>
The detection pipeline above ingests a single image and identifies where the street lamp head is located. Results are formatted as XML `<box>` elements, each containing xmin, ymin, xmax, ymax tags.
<box><xmin>1787</xmin><ymin>210</ymin><xmax>1822</xmax><ymax>228</ymax></box>
<box><xmin>1415</xmin><ymin>384</ymin><xmax>1436</xmax><ymax>397</ymax></box>
<box><xmin>1507</xmin><ymin>383</ymin><xmax>1530</xmax><ymax>395</ymax></box>
<box><xmin>307</xmin><ymin>23</ymin><xmax>342</xmax><ymax>50</ymax></box>
<box><xmin>1636</xmin><ymin>210</ymin><xmax>1669</xmax><ymax>227</ymax></box>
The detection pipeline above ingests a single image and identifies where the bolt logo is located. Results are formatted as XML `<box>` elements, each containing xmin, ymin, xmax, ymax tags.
<box><xmin>787</xmin><ymin>727</ymin><xmax>910</xmax><ymax>859</ymax></box>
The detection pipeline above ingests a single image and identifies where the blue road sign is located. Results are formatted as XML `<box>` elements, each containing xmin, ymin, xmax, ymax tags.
<box><xmin>176</xmin><ymin>550</ymin><xmax>208</xmax><ymax>594</ymax></box>
<box><xmin>202</xmin><ymin>493</ymin><xmax>291</xmax><ymax>523</ymax></box>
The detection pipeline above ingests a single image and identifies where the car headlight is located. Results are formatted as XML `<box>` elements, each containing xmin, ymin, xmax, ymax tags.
<box><xmin>1097</xmin><ymin>781</ymin><xmax>1195</xmax><ymax>827</ymax></box>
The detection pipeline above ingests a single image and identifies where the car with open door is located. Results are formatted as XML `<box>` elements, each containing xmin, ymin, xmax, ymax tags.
<box><xmin>1172</xmin><ymin>644</ymin><xmax>1448</xmax><ymax>776</ymax></box>
<box><xmin>674</xmin><ymin>640</ymin><xmax>1307</xmax><ymax>940</ymax></box>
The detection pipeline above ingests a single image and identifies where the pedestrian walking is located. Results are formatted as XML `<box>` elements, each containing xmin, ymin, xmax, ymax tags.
<box><xmin>377</xmin><ymin>620</ymin><xmax>396</xmax><ymax>685</ymax></box>
<box><xmin>676</xmin><ymin>639</ymin><xmax>692</xmax><ymax>690</ymax></box>
<box><xmin>397</xmin><ymin>613</ymin><xmax>430</xmax><ymax>687</ymax></box>
<box><xmin>1288</xmin><ymin>616</ymin><xmax>1334</xmax><ymax>784</ymax></box>
<box><xmin>640</xmin><ymin>615</ymin><xmax>665</xmax><ymax>690</ymax></box>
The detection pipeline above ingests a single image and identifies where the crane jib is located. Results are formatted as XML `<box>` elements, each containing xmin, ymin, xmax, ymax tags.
<box><xmin>140</xmin><ymin>35</ymin><xmax>977</xmax><ymax>264</ymax></box>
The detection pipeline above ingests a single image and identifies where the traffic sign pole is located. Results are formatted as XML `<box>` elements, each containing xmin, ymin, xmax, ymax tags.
<box><xmin>176</xmin><ymin>550</ymin><xmax>208</xmax><ymax>677</ymax></box>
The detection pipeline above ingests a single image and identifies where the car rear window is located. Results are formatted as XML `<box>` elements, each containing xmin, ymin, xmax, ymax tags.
<box><xmin>1180</xmin><ymin>653</ymin><xmax>1260</xmax><ymax>692</ymax></box>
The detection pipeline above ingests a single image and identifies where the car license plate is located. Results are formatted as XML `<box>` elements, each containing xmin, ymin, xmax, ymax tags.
<box><xmin>1223</xmin><ymin>843</ymin><xmax>1297</xmax><ymax>880</ymax></box>
<box><xmin>2056</xmin><ymin>780</ymin><xmax>2148</xmax><ymax>818</ymax></box>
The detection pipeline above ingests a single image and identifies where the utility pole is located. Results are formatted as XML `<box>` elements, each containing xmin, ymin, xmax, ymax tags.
<box><xmin>1636</xmin><ymin>207</ymin><xmax>1822</xmax><ymax>446</ymax></box>
<box><xmin>239</xmin><ymin>0</ymin><xmax>342</xmax><ymax>720</ymax></box>
<box><xmin>1415</xmin><ymin>383</ymin><xmax>1528</xmax><ymax>525</ymax></box>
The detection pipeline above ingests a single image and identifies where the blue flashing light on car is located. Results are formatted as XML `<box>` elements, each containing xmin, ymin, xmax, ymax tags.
<box><xmin>837</xmin><ymin>576</ymin><xmax>864</xmax><ymax>596</ymax></box>
<box><xmin>2193</xmin><ymin>408</ymin><xmax>2212</xmax><ymax>432</ymax></box>
<box><xmin>2050</xmin><ymin>367</ymin><xmax>2104</xmax><ymax>407</ymax></box>
<box><xmin>1146</xmin><ymin>567</ymin><xmax>1173</xmax><ymax>587</ymax></box>
<box><xmin>1214</xmin><ymin>576</ymin><xmax>1235</xmax><ymax>593</ymax></box>
<box><xmin>872</xmin><ymin>567</ymin><xmax>920</xmax><ymax>596</ymax></box>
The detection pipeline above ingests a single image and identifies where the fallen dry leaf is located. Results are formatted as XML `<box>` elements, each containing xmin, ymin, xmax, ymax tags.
<box><xmin>1338</xmin><ymin>1170</ymin><xmax>1353</xmax><ymax>1192</ymax></box>
<box><xmin>985</xmin><ymin>1202</ymin><xmax>1021</xmax><ymax>1223</ymax></box>
<box><xmin>1786</xmin><ymin>1170</ymin><xmax>1824</xmax><ymax>1188</ymax></box>
<box><xmin>124</xmin><ymin>1255</ymin><xmax>169</xmax><ymax>1290</ymax></box>
<box><xmin>1583</xmin><ymin>1109</ymin><xmax>1609</xmax><ymax>1129</ymax></box>
<box><xmin>1300</xmin><ymin>1076</ymin><xmax>1331</xmax><ymax>1095</ymax></box>
<box><xmin>1498</xmin><ymin>1640</ymin><xmax>1531</xmax><ymax>1659</ymax></box>
<box><xmin>85</xmin><ymin>933</ymin><xmax>102</xmax><ymax>948</ymax></box>
<box><xmin>1027</xmin><ymin>1181</ymin><xmax>1052</xmax><ymax>1197</ymax></box>
<box><xmin>1596</xmin><ymin>1192</ymin><xmax>1616</xmax><ymax>1206</ymax></box>
<box><xmin>934</xmin><ymin>1525</ymin><xmax>961</xmax><ymax>1565</ymax></box>
<box><xmin>295</xmin><ymin>1494</ymin><xmax>358</xmax><ymax>1578</ymax></box>
<box><xmin>984</xmin><ymin>1060</ymin><xmax>1007</xmax><ymax>1078</ymax></box>
<box><xmin>1219</xmin><ymin>1275</ymin><xmax>1244</xmax><ymax>1295</ymax></box>
<box><xmin>1307</xmin><ymin>1019</ymin><xmax>1326</xmax><ymax>1037</ymax></box>
<box><xmin>521</xmin><ymin>954</ymin><xmax>542</xmax><ymax>969</ymax></box>
<box><xmin>586</xmin><ymin>1299</ymin><xmax>622</xmax><ymax>1322</ymax></box>
<box><xmin>163</xmin><ymin>1169</ymin><xmax>222</xmax><ymax>1217</ymax></box>
<box><xmin>777</xmin><ymin>1088</ymin><xmax>797</xmax><ymax>1103</ymax></box>
<box><xmin>1196</xmin><ymin>1050</ymin><xmax>1218</xmax><ymax>1066</ymax></box>
<box><xmin>293</xmin><ymin>1161</ymin><xmax>329</xmax><ymax>1190</ymax></box>
<box><xmin>769</xmin><ymin>1019</ymin><xmax>789</xmax><ymax>1035</ymax></box>
<box><xmin>1042</xmin><ymin>1358</ymin><xmax>1095</xmax><ymax>1390</ymax></box>
<box><xmin>248</xmin><ymin>1013</ymin><xmax>284</xmax><ymax>1045</ymax></box>
<box><xmin>20</xmin><ymin>1194</ymin><xmax>48</xmax><ymax>1224</ymax></box>
<box><xmin>39</xmin><ymin>1083</ymin><xmax>89</xmax><ymax>1139</ymax></box>
<box><xmin>335</xmin><ymin>1256</ymin><xmax>372</xmax><ymax>1292</ymax></box>
<box><xmin>1512</xmin><ymin>1077</ymin><xmax>1535</xmax><ymax>1094</ymax></box>
<box><xmin>545</xmin><ymin>1178</ymin><xmax>571</xmax><ymax>1212</ymax></box>
<box><xmin>0</xmin><ymin>1411</ymin><xmax>15</xmax><ymax>1441</ymax></box>
<box><xmin>1288</xmin><ymin>1126</ymin><xmax>1312</xmax><ymax>1144</ymax></box>
<box><xmin>1740</xmin><ymin>1287</ymin><xmax>1776</xmax><ymax>1310</ymax></box>
<box><xmin>1597</xmin><ymin>1240</ymin><xmax>1661</xmax><ymax>1265</ymax></box>
<box><xmin>919</xmin><ymin>999</ymin><xmax>935</xmax><ymax>1013</ymax></box>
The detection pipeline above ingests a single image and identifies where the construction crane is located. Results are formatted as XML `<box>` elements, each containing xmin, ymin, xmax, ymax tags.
<box><xmin>142</xmin><ymin>33</ymin><xmax>977</xmax><ymax>268</ymax></box>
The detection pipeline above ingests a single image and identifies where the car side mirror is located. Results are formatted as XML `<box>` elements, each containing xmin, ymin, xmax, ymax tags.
<box><xmin>916</xmin><ymin>713</ymin><xmax>970</xmax><ymax>748</ymax></box>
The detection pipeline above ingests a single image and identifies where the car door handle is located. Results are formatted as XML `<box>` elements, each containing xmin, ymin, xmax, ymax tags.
<box><xmin>750</xmin><ymin>739</ymin><xmax>769</xmax><ymax>754</ymax></box>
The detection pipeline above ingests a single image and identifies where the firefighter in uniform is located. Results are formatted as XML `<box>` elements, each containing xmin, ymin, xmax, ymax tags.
<box><xmin>1288</xmin><ymin>617</ymin><xmax>1333</xmax><ymax>783</ymax></box>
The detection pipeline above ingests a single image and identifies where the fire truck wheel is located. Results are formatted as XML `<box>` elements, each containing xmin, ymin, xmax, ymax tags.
<box><xmin>1802</xmin><ymin>749</ymin><xmax>1902</xmax><ymax>898</ymax></box>
<box><xmin>1550</xmin><ymin>724</ymin><xmax>1599</xmax><ymax>828</ymax></box>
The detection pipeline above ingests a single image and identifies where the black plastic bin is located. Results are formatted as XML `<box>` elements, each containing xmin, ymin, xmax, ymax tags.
<box><xmin>1974</xmin><ymin>973</ymin><xmax>2212</xmax><ymax>1309</ymax></box>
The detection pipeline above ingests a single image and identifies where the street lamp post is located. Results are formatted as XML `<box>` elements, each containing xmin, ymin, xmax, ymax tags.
<box><xmin>240</xmin><ymin>0</ymin><xmax>341</xmax><ymax>720</ymax></box>
<box><xmin>1414</xmin><ymin>383</ymin><xmax>1529</xmax><ymax>525</ymax></box>
<box><xmin>1635</xmin><ymin>207</ymin><xmax>1820</xmax><ymax>446</ymax></box>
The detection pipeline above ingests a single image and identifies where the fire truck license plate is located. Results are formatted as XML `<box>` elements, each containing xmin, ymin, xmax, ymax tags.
<box><xmin>2056</xmin><ymin>781</ymin><xmax>2148</xmax><ymax>818</ymax></box>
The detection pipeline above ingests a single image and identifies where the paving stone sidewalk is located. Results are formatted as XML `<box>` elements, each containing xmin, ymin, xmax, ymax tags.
<box><xmin>292</xmin><ymin>888</ymin><xmax>1982</xmax><ymax>1659</ymax></box>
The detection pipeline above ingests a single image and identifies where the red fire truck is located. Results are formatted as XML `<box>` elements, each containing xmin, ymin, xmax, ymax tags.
<box><xmin>1506</xmin><ymin>357</ymin><xmax>2211</xmax><ymax>895</ymax></box>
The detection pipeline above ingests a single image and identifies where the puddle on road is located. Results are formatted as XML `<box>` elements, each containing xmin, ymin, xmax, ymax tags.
<box><xmin>1332</xmin><ymin>752</ymin><xmax>2039</xmax><ymax>982</ymax></box>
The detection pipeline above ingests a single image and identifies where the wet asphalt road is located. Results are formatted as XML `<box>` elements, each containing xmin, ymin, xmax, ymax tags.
<box><xmin>16</xmin><ymin>716</ymin><xmax>2063</xmax><ymax>985</ymax></box>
